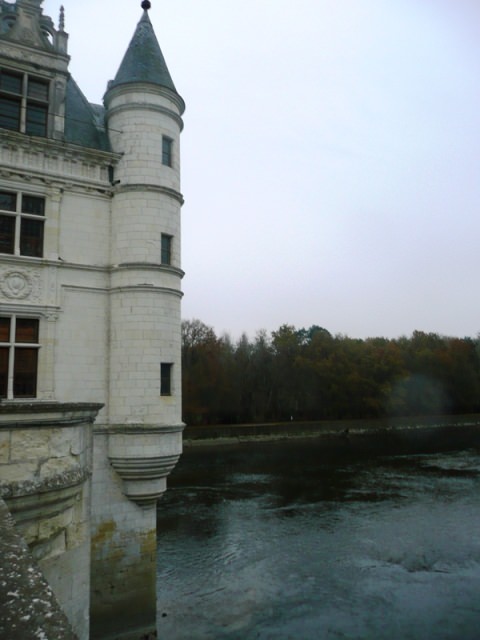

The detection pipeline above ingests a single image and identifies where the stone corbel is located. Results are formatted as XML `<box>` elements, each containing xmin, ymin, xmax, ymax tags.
<box><xmin>107</xmin><ymin>425</ymin><xmax>183</xmax><ymax>507</ymax></box>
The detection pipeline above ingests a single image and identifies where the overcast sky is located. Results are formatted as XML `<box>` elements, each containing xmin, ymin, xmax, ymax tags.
<box><xmin>43</xmin><ymin>0</ymin><xmax>480</xmax><ymax>340</ymax></box>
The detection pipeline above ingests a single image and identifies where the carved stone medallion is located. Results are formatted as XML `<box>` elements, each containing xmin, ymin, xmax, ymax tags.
<box><xmin>0</xmin><ymin>269</ymin><xmax>40</xmax><ymax>301</ymax></box>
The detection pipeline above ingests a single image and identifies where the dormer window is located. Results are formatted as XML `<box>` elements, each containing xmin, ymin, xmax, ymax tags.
<box><xmin>0</xmin><ymin>69</ymin><xmax>49</xmax><ymax>137</ymax></box>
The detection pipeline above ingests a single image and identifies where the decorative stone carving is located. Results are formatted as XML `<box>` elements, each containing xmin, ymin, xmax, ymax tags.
<box><xmin>1</xmin><ymin>271</ymin><xmax>32</xmax><ymax>299</ymax></box>
<box><xmin>0</xmin><ymin>268</ymin><xmax>41</xmax><ymax>301</ymax></box>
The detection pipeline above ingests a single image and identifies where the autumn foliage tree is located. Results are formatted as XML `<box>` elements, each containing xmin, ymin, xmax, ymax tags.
<box><xmin>181</xmin><ymin>320</ymin><xmax>480</xmax><ymax>425</ymax></box>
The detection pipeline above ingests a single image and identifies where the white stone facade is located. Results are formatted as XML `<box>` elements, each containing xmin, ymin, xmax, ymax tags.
<box><xmin>0</xmin><ymin>2</ymin><xmax>185</xmax><ymax>638</ymax></box>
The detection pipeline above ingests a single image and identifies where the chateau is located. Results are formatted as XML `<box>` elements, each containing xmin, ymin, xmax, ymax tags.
<box><xmin>0</xmin><ymin>1</ymin><xmax>185</xmax><ymax>638</ymax></box>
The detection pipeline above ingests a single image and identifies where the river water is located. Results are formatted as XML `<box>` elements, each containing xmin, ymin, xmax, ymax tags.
<box><xmin>156</xmin><ymin>439</ymin><xmax>480</xmax><ymax>639</ymax></box>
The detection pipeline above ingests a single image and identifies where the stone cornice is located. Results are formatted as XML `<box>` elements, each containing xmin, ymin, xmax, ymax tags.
<box><xmin>0</xmin><ymin>467</ymin><xmax>89</xmax><ymax>501</ymax></box>
<box><xmin>0</xmin><ymin>255</ymin><xmax>183</xmax><ymax>276</ymax></box>
<box><xmin>0</xmin><ymin>129</ymin><xmax>120</xmax><ymax>194</ymax></box>
<box><xmin>115</xmin><ymin>183</ymin><xmax>184</xmax><ymax>205</ymax></box>
<box><xmin>114</xmin><ymin>262</ymin><xmax>185</xmax><ymax>278</ymax></box>
<box><xmin>106</xmin><ymin>101</ymin><xmax>184</xmax><ymax>131</ymax></box>
<box><xmin>0</xmin><ymin>128</ymin><xmax>119</xmax><ymax>164</ymax></box>
<box><xmin>0</xmin><ymin>402</ymin><xmax>104</xmax><ymax>429</ymax></box>
<box><xmin>97</xmin><ymin>423</ymin><xmax>185</xmax><ymax>435</ymax></box>
<box><xmin>104</xmin><ymin>83</ymin><xmax>185</xmax><ymax>117</ymax></box>
<box><xmin>0</xmin><ymin>41</ymin><xmax>70</xmax><ymax>73</ymax></box>
<box><xmin>109</xmin><ymin>285</ymin><xmax>184</xmax><ymax>298</ymax></box>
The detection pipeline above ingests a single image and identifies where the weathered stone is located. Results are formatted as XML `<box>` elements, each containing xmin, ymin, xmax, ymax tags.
<box><xmin>39</xmin><ymin>456</ymin><xmax>78</xmax><ymax>480</ymax></box>
<box><xmin>38</xmin><ymin>507</ymin><xmax>73</xmax><ymax>543</ymax></box>
<box><xmin>0</xmin><ymin>462</ymin><xmax>38</xmax><ymax>485</ymax></box>
<box><xmin>0</xmin><ymin>498</ymin><xmax>77</xmax><ymax>640</ymax></box>
<box><xmin>10</xmin><ymin>429</ymin><xmax>53</xmax><ymax>462</ymax></box>
<box><xmin>0</xmin><ymin>432</ymin><xmax>10</xmax><ymax>464</ymax></box>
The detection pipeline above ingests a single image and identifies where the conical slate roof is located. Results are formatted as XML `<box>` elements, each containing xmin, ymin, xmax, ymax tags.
<box><xmin>108</xmin><ymin>9</ymin><xmax>178</xmax><ymax>94</ymax></box>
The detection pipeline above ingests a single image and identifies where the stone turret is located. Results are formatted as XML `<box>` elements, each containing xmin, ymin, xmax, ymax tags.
<box><xmin>89</xmin><ymin>4</ymin><xmax>186</xmax><ymax>637</ymax></box>
<box><xmin>104</xmin><ymin>4</ymin><xmax>185</xmax><ymax>434</ymax></box>
<box><xmin>0</xmin><ymin>0</ymin><xmax>185</xmax><ymax>636</ymax></box>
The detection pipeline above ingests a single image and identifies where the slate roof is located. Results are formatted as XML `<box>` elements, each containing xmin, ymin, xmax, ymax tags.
<box><xmin>64</xmin><ymin>76</ymin><xmax>111</xmax><ymax>151</ymax></box>
<box><xmin>107</xmin><ymin>9</ymin><xmax>178</xmax><ymax>95</ymax></box>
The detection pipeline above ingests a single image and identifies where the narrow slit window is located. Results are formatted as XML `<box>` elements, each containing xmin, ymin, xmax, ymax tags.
<box><xmin>162</xmin><ymin>136</ymin><xmax>173</xmax><ymax>167</ymax></box>
<box><xmin>160</xmin><ymin>362</ymin><xmax>173</xmax><ymax>396</ymax></box>
<box><xmin>161</xmin><ymin>234</ymin><xmax>172</xmax><ymax>265</ymax></box>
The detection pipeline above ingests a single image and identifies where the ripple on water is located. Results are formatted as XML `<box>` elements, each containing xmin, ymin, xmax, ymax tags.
<box><xmin>157</xmin><ymin>445</ymin><xmax>480</xmax><ymax>640</ymax></box>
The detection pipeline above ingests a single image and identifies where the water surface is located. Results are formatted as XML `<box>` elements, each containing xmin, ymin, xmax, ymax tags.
<box><xmin>156</xmin><ymin>440</ymin><xmax>480</xmax><ymax>639</ymax></box>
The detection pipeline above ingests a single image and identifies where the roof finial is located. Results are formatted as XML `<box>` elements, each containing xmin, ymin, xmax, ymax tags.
<box><xmin>59</xmin><ymin>5</ymin><xmax>65</xmax><ymax>31</ymax></box>
<box><xmin>141</xmin><ymin>0</ymin><xmax>151</xmax><ymax>10</ymax></box>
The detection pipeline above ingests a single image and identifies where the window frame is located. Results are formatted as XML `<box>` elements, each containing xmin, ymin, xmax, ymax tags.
<box><xmin>160</xmin><ymin>362</ymin><xmax>173</xmax><ymax>396</ymax></box>
<box><xmin>0</xmin><ymin>190</ymin><xmax>45</xmax><ymax>258</ymax></box>
<box><xmin>161</xmin><ymin>233</ymin><xmax>173</xmax><ymax>266</ymax></box>
<box><xmin>0</xmin><ymin>68</ymin><xmax>49</xmax><ymax>137</ymax></box>
<box><xmin>0</xmin><ymin>315</ymin><xmax>40</xmax><ymax>399</ymax></box>
<box><xmin>161</xmin><ymin>136</ymin><xmax>173</xmax><ymax>167</ymax></box>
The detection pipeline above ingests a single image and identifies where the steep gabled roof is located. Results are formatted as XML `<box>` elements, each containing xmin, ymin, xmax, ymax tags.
<box><xmin>107</xmin><ymin>10</ymin><xmax>178</xmax><ymax>94</ymax></box>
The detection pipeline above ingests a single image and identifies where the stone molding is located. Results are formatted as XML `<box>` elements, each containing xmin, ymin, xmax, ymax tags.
<box><xmin>108</xmin><ymin>454</ymin><xmax>181</xmax><ymax>507</ymax></box>
<box><xmin>0</xmin><ymin>402</ymin><xmax>104</xmax><ymax>429</ymax></box>
<box><xmin>115</xmin><ymin>182</ymin><xmax>184</xmax><ymax>205</ymax></box>
<box><xmin>114</xmin><ymin>262</ymin><xmax>185</xmax><ymax>279</ymax></box>
<box><xmin>107</xmin><ymin>424</ymin><xmax>184</xmax><ymax>507</ymax></box>
<box><xmin>104</xmin><ymin>82</ymin><xmax>185</xmax><ymax>117</ymax></box>
<box><xmin>99</xmin><ymin>424</ymin><xmax>184</xmax><ymax>435</ymax></box>
<box><xmin>0</xmin><ymin>128</ymin><xmax>119</xmax><ymax>192</ymax></box>
<box><xmin>106</xmin><ymin>100</ymin><xmax>185</xmax><ymax>131</ymax></box>
<box><xmin>108</xmin><ymin>284</ymin><xmax>184</xmax><ymax>298</ymax></box>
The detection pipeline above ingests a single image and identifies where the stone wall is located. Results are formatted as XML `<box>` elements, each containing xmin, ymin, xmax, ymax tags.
<box><xmin>0</xmin><ymin>497</ymin><xmax>77</xmax><ymax>640</ymax></box>
<box><xmin>0</xmin><ymin>402</ymin><xmax>102</xmax><ymax>640</ymax></box>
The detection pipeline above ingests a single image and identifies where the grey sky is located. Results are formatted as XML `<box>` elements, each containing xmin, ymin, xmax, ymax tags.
<box><xmin>44</xmin><ymin>0</ymin><xmax>480</xmax><ymax>340</ymax></box>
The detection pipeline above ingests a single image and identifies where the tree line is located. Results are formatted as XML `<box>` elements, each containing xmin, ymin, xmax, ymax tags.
<box><xmin>181</xmin><ymin>319</ymin><xmax>480</xmax><ymax>425</ymax></box>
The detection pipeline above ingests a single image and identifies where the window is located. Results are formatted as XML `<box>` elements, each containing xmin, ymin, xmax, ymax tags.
<box><xmin>162</xmin><ymin>136</ymin><xmax>173</xmax><ymax>167</ymax></box>
<box><xmin>161</xmin><ymin>234</ymin><xmax>172</xmax><ymax>265</ymax></box>
<box><xmin>0</xmin><ymin>69</ymin><xmax>49</xmax><ymax>136</ymax></box>
<box><xmin>160</xmin><ymin>363</ymin><xmax>173</xmax><ymax>396</ymax></box>
<box><xmin>0</xmin><ymin>191</ymin><xmax>45</xmax><ymax>257</ymax></box>
<box><xmin>0</xmin><ymin>316</ymin><xmax>40</xmax><ymax>398</ymax></box>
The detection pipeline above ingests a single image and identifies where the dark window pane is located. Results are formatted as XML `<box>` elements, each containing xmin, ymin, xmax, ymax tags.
<box><xmin>161</xmin><ymin>234</ymin><xmax>172</xmax><ymax>265</ymax></box>
<box><xmin>162</xmin><ymin>136</ymin><xmax>173</xmax><ymax>167</ymax></box>
<box><xmin>20</xmin><ymin>218</ymin><xmax>43</xmax><ymax>257</ymax></box>
<box><xmin>0</xmin><ymin>192</ymin><xmax>16</xmax><ymax>211</ymax></box>
<box><xmin>26</xmin><ymin>104</ymin><xmax>47</xmax><ymax>136</ymax></box>
<box><xmin>0</xmin><ymin>95</ymin><xmax>21</xmax><ymax>130</ymax></box>
<box><xmin>15</xmin><ymin>319</ymin><xmax>39</xmax><ymax>344</ymax></box>
<box><xmin>0</xmin><ymin>71</ymin><xmax>22</xmax><ymax>94</ymax></box>
<box><xmin>0</xmin><ymin>347</ymin><xmax>8</xmax><ymax>398</ymax></box>
<box><xmin>0</xmin><ymin>215</ymin><xmax>15</xmax><ymax>254</ymax></box>
<box><xmin>161</xmin><ymin>363</ymin><xmax>172</xmax><ymax>396</ymax></box>
<box><xmin>21</xmin><ymin>195</ymin><xmax>45</xmax><ymax>216</ymax></box>
<box><xmin>0</xmin><ymin>318</ymin><xmax>10</xmax><ymax>342</ymax></box>
<box><xmin>27</xmin><ymin>79</ymin><xmax>48</xmax><ymax>101</ymax></box>
<box><xmin>13</xmin><ymin>347</ymin><xmax>37</xmax><ymax>397</ymax></box>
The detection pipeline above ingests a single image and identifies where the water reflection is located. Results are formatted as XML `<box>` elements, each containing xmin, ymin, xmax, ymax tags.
<box><xmin>157</xmin><ymin>442</ymin><xmax>480</xmax><ymax>639</ymax></box>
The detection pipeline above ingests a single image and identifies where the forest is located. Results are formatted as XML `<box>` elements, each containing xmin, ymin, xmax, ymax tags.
<box><xmin>181</xmin><ymin>319</ymin><xmax>480</xmax><ymax>426</ymax></box>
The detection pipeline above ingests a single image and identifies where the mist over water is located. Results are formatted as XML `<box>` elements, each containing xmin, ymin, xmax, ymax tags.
<box><xmin>156</xmin><ymin>441</ymin><xmax>480</xmax><ymax>639</ymax></box>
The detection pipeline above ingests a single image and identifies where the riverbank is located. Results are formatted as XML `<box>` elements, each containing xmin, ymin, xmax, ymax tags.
<box><xmin>182</xmin><ymin>414</ymin><xmax>480</xmax><ymax>451</ymax></box>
